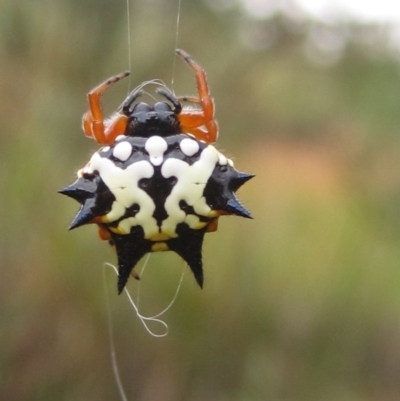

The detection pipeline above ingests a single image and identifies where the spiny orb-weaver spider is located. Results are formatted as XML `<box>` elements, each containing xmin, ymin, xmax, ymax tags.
<box><xmin>60</xmin><ymin>49</ymin><xmax>254</xmax><ymax>293</ymax></box>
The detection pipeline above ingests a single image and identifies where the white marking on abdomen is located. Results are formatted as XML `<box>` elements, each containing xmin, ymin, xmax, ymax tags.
<box><xmin>112</xmin><ymin>141</ymin><xmax>132</xmax><ymax>161</ymax></box>
<box><xmin>218</xmin><ymin>152</ymin><xmax>227</xmax><ymax>165</ymax></box>
<box><xmin>86</xmin><ymin>152</ymin><xmax>159</xmax><ymax>238</ymax></box>
<box><xmin>145</xmin><ymin>136</ymin><xmax>168</xmax><ymax>166</ymax></box>
<box><xmin>180</xmin><ymin>138</ymin><xmax>199</xmax><ymax>156</ymax></box>
<box><xmin>161</xmin><ymin>145</ymin><xmax>218</xmax><ymax>235</ymax></box>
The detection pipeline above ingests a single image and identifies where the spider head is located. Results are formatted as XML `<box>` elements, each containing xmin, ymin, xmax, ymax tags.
<box><xmin>122</xmin><ymin>88</ymin><xmax>182</xmax><ymax>137</ymax></box>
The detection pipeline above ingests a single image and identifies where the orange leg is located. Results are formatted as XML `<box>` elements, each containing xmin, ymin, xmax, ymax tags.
<box><xmin>206</xmin><ymin>217</ymin><xmax>220</xmax><ymax>233</ymax></box>
<box><xmin>177</xmin><ymin>112</ymin><xmax>214</xmax><ymax>142</ymax></box>
<box><xmin>176</xmin><ymin>96</ymin><xmax>200</xmax><ymax>103</ymax></box>
<box><xmin>176</xmin><ymin>49</ymin><xmax>218</xmax><ymax>143</ymax></box>
<box><xmin>97</xmin><ymin>224</ymin><xmax>111</xmax><ymax>241</ymax></box>
<box><xmin>82</xmin><ymin>71</ymin><xmax>130</xmax><ymax>144</ymax></box>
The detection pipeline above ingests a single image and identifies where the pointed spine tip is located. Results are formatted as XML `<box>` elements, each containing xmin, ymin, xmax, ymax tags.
<box><xmin>238</xmin><ymin>172</ymin><xmax>255</xmax><ymax>182</ymax></box>
<box><xmin>68</xmin><ymin>207</ymin><xmax>94</xmax><ymax>230</ymax></box>
<box><xmin>117</xmin><ymin>278</ymin><xmax>126</xmax><ymax>295</ymax></box>
<box><xmin>195</xmin><ymin>275</ymin><xmax>203</xmax><ymax>289</ymax></box>
<box><xmin>58</xmin><ymin>186</ymin><xmax>74</xmax><ymax>197</ymax></box>
<box><xmin>226</xmin><ymin>198</ymin><xmax>253</xmax><ymax>219</ymax></box>
<box><xmin>59</xmin><ymin>185</ymin><xmax>90</xmax><ymax>203</ymax></box>
<box><xmin>230</xmin><ymin>172</ymin><xmax>255</xmax><ymax>191</ymax></box>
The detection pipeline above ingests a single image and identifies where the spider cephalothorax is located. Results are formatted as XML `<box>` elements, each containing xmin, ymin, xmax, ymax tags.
<box><xmin>122</xmin><ymin>88</ymin><xmax>182</xmax><ymax>137</ymax></box>
<box><xmin>60</xmin><ymin>49</ymin><xmax>253</xmax><ymax>293</ymax></box>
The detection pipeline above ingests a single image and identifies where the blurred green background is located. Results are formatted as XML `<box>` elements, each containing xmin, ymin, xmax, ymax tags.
<box><xmin>2</xmin><ymin>0</ymin><xmax>400</xmax><ymax>400</ymax></box>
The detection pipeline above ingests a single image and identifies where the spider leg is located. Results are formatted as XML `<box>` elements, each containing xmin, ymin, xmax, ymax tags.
<box><xmin>176</xmin><ymin>111</ymin><xmax>218</xmax><ymax>142</ymax></box>
<box><xmin>176</xmin><ymin>96</ymin><xmax>200</xmax><ymax>103</ymax></box>
<box><xmin>206</xmin><ymin>217</ymin><xmax>219</xmax><ymax>233</ymax></box>
<box><xmin>176</xmin><ymin>49</ymin><xmax>218</xmax><ymax>143</ymax></box>
<box><xmin>97</xmin><ymin>224</ymin><xmax>111</xmax><ymax>241</ymax></box>
<box><xmin>82</xmin><ymin>71</ymin><xmax>130</xmax><ymax>144</ymax></box>
<box><xmin>176</xmin><ymin>94</ymin><xmax>215</xmax><ymax>140</ymax></box>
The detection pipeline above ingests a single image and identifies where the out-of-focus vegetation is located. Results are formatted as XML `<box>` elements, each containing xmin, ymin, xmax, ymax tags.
<box><xmin>2</xmin><ymin>0</ymin><xmax>400</xmax><ymax>400</ymax></box>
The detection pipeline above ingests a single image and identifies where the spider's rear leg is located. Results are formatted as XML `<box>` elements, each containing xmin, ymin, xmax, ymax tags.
<box><xmin>82</xmin><ymin>71</ymin><xmax>130</xmax><ymax>144</ymax></box>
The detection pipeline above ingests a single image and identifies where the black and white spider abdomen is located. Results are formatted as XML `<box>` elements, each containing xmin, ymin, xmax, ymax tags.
<box><xmin>61</xmin><ymin>133</ymin><xmax>253</xmax><ymax>292</ymax></box>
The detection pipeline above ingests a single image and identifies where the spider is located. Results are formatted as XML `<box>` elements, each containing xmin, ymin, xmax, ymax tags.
<box><xmin>82</xmin><ymin>49</ymin><xmax>218</xmax><ymax>145</ymax></box>
<box><xmin>61</xmin><ymin>49</ymin><xmax>253</xmax><ymax>293</ymax></box>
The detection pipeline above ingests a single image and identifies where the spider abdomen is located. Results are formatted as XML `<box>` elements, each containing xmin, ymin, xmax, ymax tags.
<box><xmin>61</xmin><ymin>133</ymin><xmax>253</xmax><ymax>292</ymax></box>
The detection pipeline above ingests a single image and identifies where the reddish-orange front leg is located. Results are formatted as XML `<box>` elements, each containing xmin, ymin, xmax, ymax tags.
<box><xmin>176</xmin><ymin>49</ymin><xmax>218</xmax><ymax>143</ymax></box>
<box><xmin>82</xmin><ymin>71</ymin><xmax>130</xmax><ymax>144</ymax></box>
